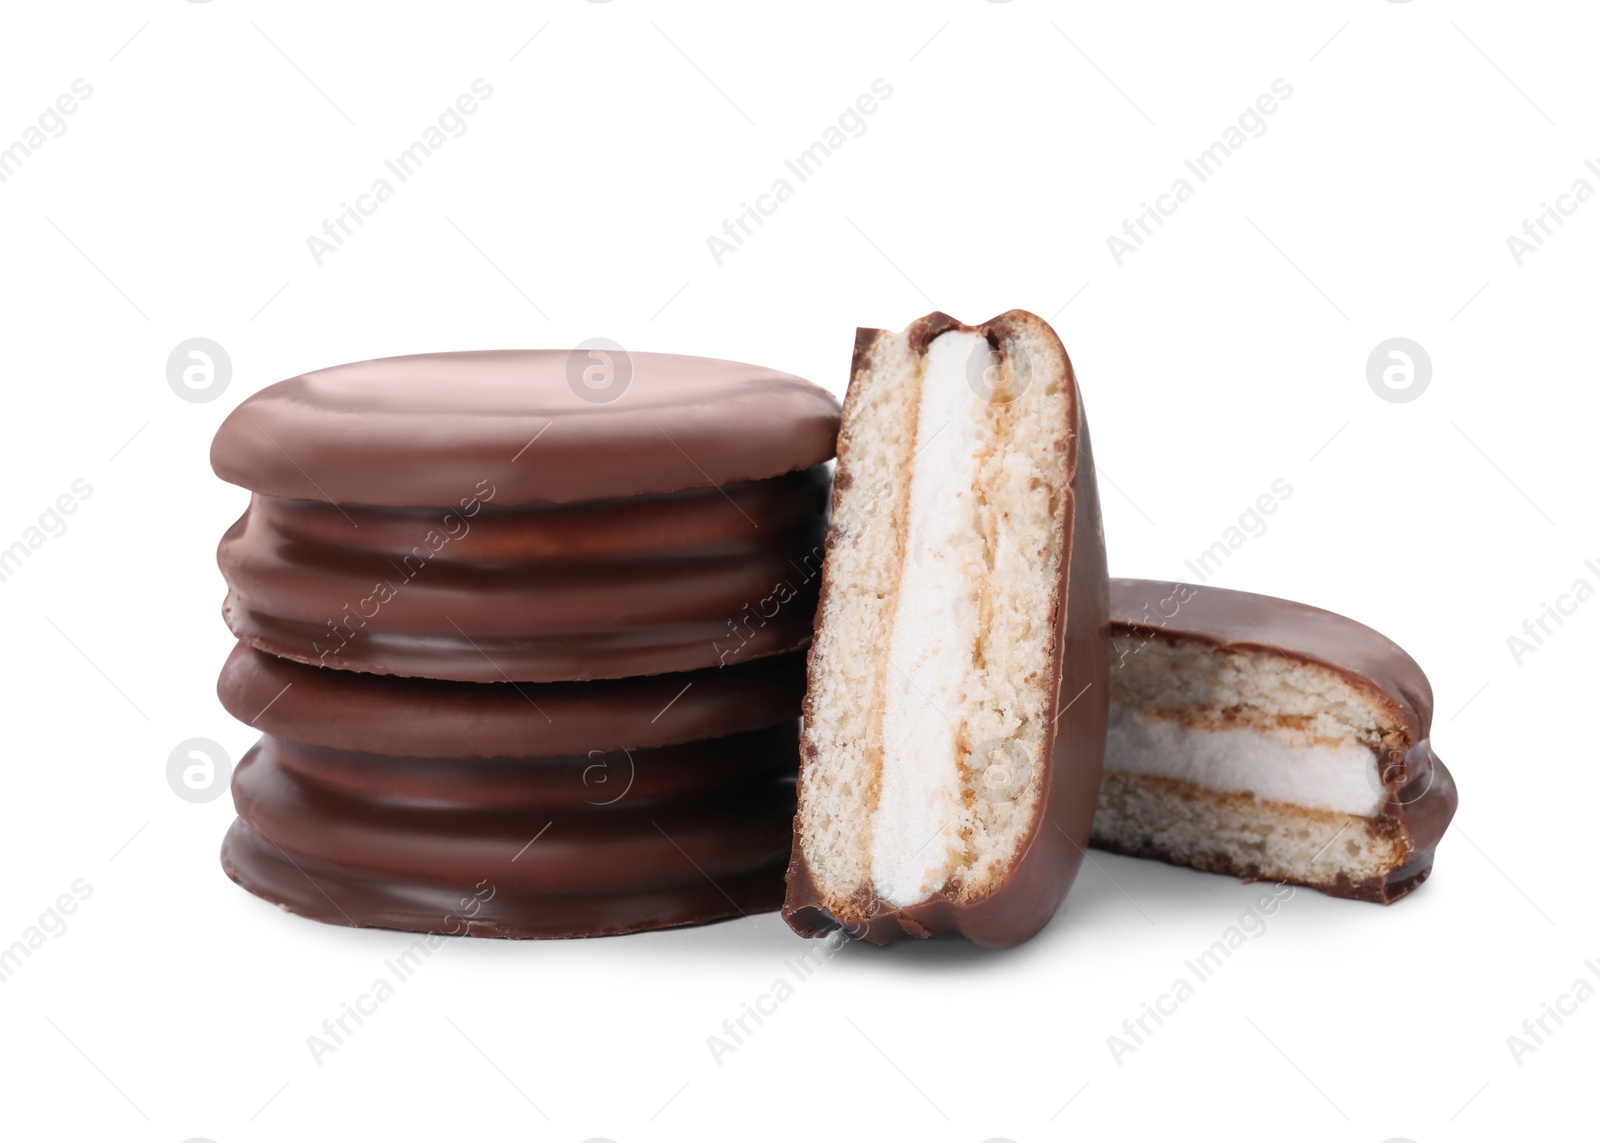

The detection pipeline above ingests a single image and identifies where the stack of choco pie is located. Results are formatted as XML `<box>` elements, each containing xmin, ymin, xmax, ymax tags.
<box><xmin>209</xmin><ymin>350</ymin><xmax>840</xmax><ymax>937</ymax></box>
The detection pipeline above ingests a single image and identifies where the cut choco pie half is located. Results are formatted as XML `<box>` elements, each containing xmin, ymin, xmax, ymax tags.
<box><xmin>1096</xmin><ymin>579</ymin><xmax>1459</xmax><ymax>903</ymax></box>
<box><xmin>784</xmin><ymin>310</ymin><xmax>1109</xmax><ymax>947</ymax></box>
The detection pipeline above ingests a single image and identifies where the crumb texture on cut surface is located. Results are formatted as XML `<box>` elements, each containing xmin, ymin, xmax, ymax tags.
<box><xmin>1098</xmin><ymin>633</ymin><xmax>1418</xmax><ymax>891</ymax></box>
<box><xmin>1106</xmin><ymin>636</ymin><xmax>1400</xmax><ymax>814</ymax></box>
<box><xmin>1093</xmin><ymin>772</ymin><xmax>1407</xmax><ymax>892</ymax></box>
<box><xmin>1112</xmin><ymin>637</ymin><xmax>1406</xmax><ymax>753</ymax></box>
<box><xmin>796</xmin><ymin>314</ymin><xmax>1076</xmax><ymax>917</ymax></box>
<box><xmin>945</xmin><ymin>318</ymin><xmax>1073</xmax><ymax>902</ymax></box>
<box><xmin>794</xmin><ymin>328</ymin><xmax>922</xmax><ymax>905</ymax></box>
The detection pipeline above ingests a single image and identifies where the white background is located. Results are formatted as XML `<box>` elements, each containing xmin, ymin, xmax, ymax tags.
<box><xmin>0</xmin><ymin>1</ymin><xmax>1594</xmax><ymax>1140</ymax></box>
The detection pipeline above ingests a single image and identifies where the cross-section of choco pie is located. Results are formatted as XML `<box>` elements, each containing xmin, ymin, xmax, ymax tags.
<box><xmin>1095</xmin><ymin>579</ymin><xmax>1459</xmax><ymax>903</ymax></box>
<box><xmin>783</xmin><ymin>310</ymin><xmax>1109</xmax><ymax>947</ymax></box>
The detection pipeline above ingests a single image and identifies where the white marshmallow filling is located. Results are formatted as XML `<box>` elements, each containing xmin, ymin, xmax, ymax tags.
<box><xmin>1105</xmin><ymin>706</ymin><xmax>1384</xmax><ymax>817</ymax></box>
<box><xmin>1104</xmin><ymin>636</ymin><xmax>1396</xmax><ymax>818</ymax></box>
<box><xmin>872</xmin><ymin>331</ymin><xmax>990</xmax><ymax>905</ymax></box>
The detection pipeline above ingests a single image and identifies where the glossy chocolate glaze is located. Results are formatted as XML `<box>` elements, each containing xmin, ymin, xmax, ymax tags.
<box><xmin>222</xmin><ymin>820</ymin><xmax>787</xmax><ymax>939</ymax></box>
<box><xmin>217</xmin><ymin>642</ymin><xmax>806</xmax><ymax>757</ymax></box>
<box><xmin>210</xmin><ymin>348</ymin><xmax>836</xmax><ymax>937</ymax></box>
<box><xmin>783</xmin><ymin>310</ymin><xmax>1110</xmax><ymax>947</ymax></box>
<box><xmin>268</xmin><ymin>722</ymin><xmax>798</xmax><ymax>810</ymax></box>
<box><xmin>210</xmin><ymin>349</ymin><xmax>841</xmax><ymax>507</ymax></box>
<box><xmin>223</xmin><ymin>735</ymin><xmax>797</xmax><ymax>937</ymax></box>
<box><xmin>232</xmin><ymin>736</ymin><xmax>796</xmax><ymax>890</ymax></box>
<box><xmin>1104</xmin><ymin>578</ymin><xmax>1459</xmax><ymax>903</ymax></box>
<box><xmin>248</xmin><ymin>465</ymin><xmax>829</xmax><ymax>560</ymax></box>
<box><xmin>217</xmin><ymin>471</ymin><xmax>829</xmax><ymax>682</ymax></box>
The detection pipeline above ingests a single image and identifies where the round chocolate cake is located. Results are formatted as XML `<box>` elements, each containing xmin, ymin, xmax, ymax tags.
<box><xmin>210</xmin><ymin>348</ymin><xmax>839</xmax><ymax>937</ymax></box>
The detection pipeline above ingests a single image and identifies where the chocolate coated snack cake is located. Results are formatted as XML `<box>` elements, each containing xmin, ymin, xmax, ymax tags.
<box><xmin>784</xmin><ymin>310</ymin><xmax>1109</xmax><ymax>947</ymax></box>
<box><xmin>211</xmin><ymin>350</ymin><xmax>838</xmax><ymax>681</ymax></box>
<box><xmin>1096</xmin><ymin>578</ymin><xmax>1458</xmax><ymax>903</ymax></box>
<box><xmin>210</xmin><ymin>349</ymin><xmax>839</xmax><ymax>937</ymax></box>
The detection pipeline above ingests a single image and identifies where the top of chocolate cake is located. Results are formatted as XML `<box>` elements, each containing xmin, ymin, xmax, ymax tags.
<box><xmin>211</xmin><ymin>349</ymin><xmax>841</xmax><ymax>506</ymax></box>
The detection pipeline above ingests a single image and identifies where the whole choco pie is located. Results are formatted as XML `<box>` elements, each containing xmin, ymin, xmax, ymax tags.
<box><xmin>211</xmin><ymin>349</ymin><xmax>839</xmax><ymax>681</ymax></box>
<box><xmin>210</xmin><ymin>349</ymin><xmax>839</xmax><ymax>938</ymax></box>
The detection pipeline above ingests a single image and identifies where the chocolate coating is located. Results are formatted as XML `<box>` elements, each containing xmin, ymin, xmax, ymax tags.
<box><xmin>223</xmin><ymin>736</ymin><xmax>797</xmax><ymax>937</ymax></box>
<box><xmin>783</xmin><ymin>310</ymin><xmax>1110</xmax><ymax>947</ymax></box>
<box><xmin>209</xmin><ymin>347</ymin><xmax>837</xmax><ymax>937</ymax></box>
<box><xmin>223</xmin><ymin>820</ymin><xmax>787</xmax><ymax>939</ymax></box>
<box><xmin>268</xmin><ymin>722</ymin><xmax>798</xmax><ymax>810</ymax></box>
<box><xmin>217</xmin><ymin>642</ymin><xmax>806</xmax><ymax>757</ymax></box>
<box><xmin>216</xmin><ymin>467</ymin><xmax>825</xmax><ymax>681</ymax></box>
<box><xmin>242</xmin><ymin>465</ymin><xmax>829</xmax><ymax>560</ymax></box>
<box><xmin>210</xmin><ymin>349</ymin><xmax>841</xmax><ymax>507</ymax></box>
<box><xmin>218</xmin><ymin>471</ymin><xmax>828</xmax><ymax>682</ymax></box>
<box><xmin>1104</xmin><ymin>578</ymin><xmax>1458</xmax><ymax>902</ymax></box>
